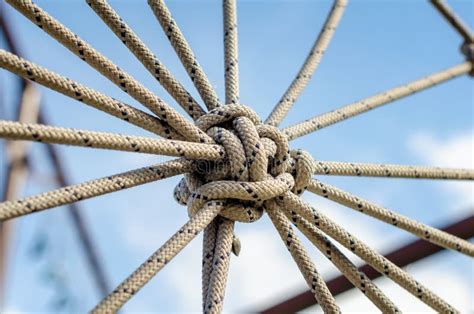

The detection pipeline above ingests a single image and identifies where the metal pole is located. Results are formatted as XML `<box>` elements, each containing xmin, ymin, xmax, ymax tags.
<box><xmin>0</xmin><ymin>6</ymin><xmax>110</xmax><ymax>302</ymax></box>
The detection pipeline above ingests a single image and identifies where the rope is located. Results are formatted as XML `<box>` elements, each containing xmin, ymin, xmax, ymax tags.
<box><xmin>0</xmin><ymin>120</ymin><xmax>225</xmax><ymax>160</ymax></box>
<box><xmin>280</xmin><ymin>207</ymin><xmax>400</xmax><ymax>313</ymax></box>
<box><xmin>308</xmin><ymin>179</ymin><xmax>474</xmax><ymax>256</ymax></box>
<box><xmin>430</xmin><ymin>0</ymin><xmax>474</xmax><ymax>43</ymax></box>
<box><xmin>266</xmin><ymin>201</ymin><xmax>340</xmax><ymax>313</ymax></box>
<box><xmin>1</xmin><ymin>1</ymin><xmax>472</xmax><ymax>313</ymax></box>
<box><xmin>0</xmin><ymin>49</ymin><xmax>182</xmax><ymax>139</ymax></box>
<box><xmin>277</xmin><ymin>192</ymin><xmax>458</xmax><ymax>313</ymax></box>
<box><xmin>203</xmin><ymin>218</ymin><xmax>234</xmax><ymax>314</ymax></box>
<box><xmin>0</xmin><ymin>159</ymin><xmax>192</xmax><ymax>220</ymax></box>
<box><xmin>223</xmin><ymin>0</ymin><xmax>239</xmax><ymax>105</ymax></box>
<box><xmin>7</xmin><ymin>0</ymin><xmax>212</xmax><ymax>144</ymax></box>
<box><xmin>265</xmin><ymin>0</ymin><xmax>347</xmax><ymax>127</ymax></box>
<box><xmin>148</xmin><ymin>0</ymin><xmax>222</xmax><ymax>111</ymax></box>
<box><xmin>202</xmin><ymin>1</ymin><xmax>241</xmax><ymax>312</ymax></box>
<box><xmin>86</xmin><ymin>0</ymin><xmax>206</xmax><ymax>120</ymax></box>
<box><xmin>91</xmin><ymin>200</ymin><xmax>225</xmax><ymax>313</ymax></box>
<box><xmin>283</xmin><ymin>61</ymin><xmax>472</xmax><ymax>140</ymax></box>
<box><xmin>312</xmin><ymin>160</ymin><xmax>474</xmax><ymax>180</ymax></box>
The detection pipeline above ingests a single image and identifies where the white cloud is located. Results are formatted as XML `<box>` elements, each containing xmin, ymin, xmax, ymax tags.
<box><xmin>408</xmin><ymin>129</ymin><xmax>474</xmax><ymax>210</ymax></box>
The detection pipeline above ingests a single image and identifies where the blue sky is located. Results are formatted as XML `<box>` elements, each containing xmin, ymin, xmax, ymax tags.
<box><xmin>1</xmin><ymin>0</ymin><xmax>473</xmax><ymax>312</ymax></box>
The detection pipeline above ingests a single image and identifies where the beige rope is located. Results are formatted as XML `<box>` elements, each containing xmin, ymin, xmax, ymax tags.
<box><xmin>278</xmin><ymin>192</ymin><xmax>458</xmax><ymax>313</ymax></box>
<box><xmin>86</xmin><ymin>0</ymin><xmax>206</xmax><ymax>120</ymax></box>
<box><xmin>201</xmin><ymin>218</ymin><xmax>218</xmax><ymax>311</ymax></box>
<box><xmin>0</xmin><ymin>159</ymin><xmax>192</xmax><ymax>221</ymax></box>
<box><xmin>7</xmin><ymin>0</ymin><xmax>212</xmax><ymax>144</ymax></box>
<box><xmin>266</xmin><ymin>201</ymin><xmax>340</xmax><ymax>313</ymax></box>
<box><xmin>312</xmin><ymin>160</ymin><xmax>474</xmax><ymax>180</ymax></box>
<box><xmin>0</xmin><ymin>49</ymin><xmax>182</xmax><ymax>139</ymax></box>
<box><xmin>223</xmin><ymin>0</ymin><xmax>239</xmax><ymax>105</ymax></box>
<box><xmin>265</xmin><ymin>0</ymin><xmax>347</xmax><ymax>127</ymax></box>
<box><xmin>203</xmin><ymin>218</ymin><xmax>234</xmax><ymax>314</ymax></box>
<box><xmin>430</xmin><ymin>0</ymin><xmax>474</xmax><ymax>43</ymax></box>
<box><xmin>280</xmin><ymin>207</ymin><xmax>400</xmax><ymax>313</ymax></box>
<box><xmin>91</xmin><ymin>200</ymin><xmax>224</xmax><ymax>313</ymax></box>
<box><xmin>0</xmin><ymin>120</ymin><xmax>225</xmax><ymax>160</ymax></box>
<box><xmin>202</xmin><ymin>1</ymin><xmax>241</xmax><ymax>312</ymax></box>
<box><xmin>283</xmin><ymin>61</ymin><xmax>472</xmax><ymax>140</ymax></box>
<box><xmin>308</xmin><ymin>179</ymin><xmax>474</xmax><ymax>256</ymax></box>
<box><xmin>148</xmin><ymin>0</ymin><xmax>222</xmax><ymax>111</ymax></box>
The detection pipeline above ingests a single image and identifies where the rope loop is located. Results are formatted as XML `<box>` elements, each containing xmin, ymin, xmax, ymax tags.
<box><xmin>173</xmin><ymin>104</ymin><xmax>312</xmax><ymax>223</ymax></box>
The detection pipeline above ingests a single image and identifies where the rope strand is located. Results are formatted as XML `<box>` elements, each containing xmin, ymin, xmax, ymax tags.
<box><xmin>281</xmin><ymin>208</ymin><xmax>400</xmax><ymax>313</ymax></box>
<box><xmin>266</xmin><ymin>202</ymin><xmax>340</xmax><ymax>313</ymax></box>
<box><xmin>148</xmin><ymin>0</ymin><xmax>222</xmax><ymax>110</ymax></box>
<box><xmin>91</xmin><ymin>201</ymin><xmax>224</xmax><ymax>313</ymax></box>
<box><xmin>308</xmin><ymin>179</ymin><xmax>474</xmax><ymax>256</ymax></box>
<box><xmin>7</xmin><ymin>0</ymin><xmax>212</xmax><ymax>143</ymax></box>
<box><xmin>283</xmin><ymin>62</ymin><xmax>472</xmax><ymax>140</ymax></box>
<box><xmin>0</xmin><ymin>159</ymin><xmax>192</xmax><ymax>220</ymax></box>
<box><xmin>278</xmin><ymin>192</ymin><xmax>458</xmax><ymax>313</ymax></box>
<box><xmin>312</xmin><ymin>160</ymin><xmax>474</xmax><ymax>180</ymax></box>
<box><xmin>265</xmin><ymin>0</ymin><xmax>347</xmax><ymax>127</ymax></box>
<box><xmin>0</xmin><ymin>120</ymin><xmax>225</xmax><ymax>160</ymax></box>
<box><xmin>0</xmin><ymin>49</ymin><xmax>181</xmax><ymax>139</ymax></box>
<box><xmin>86</xmin><ymin>0</ymin><xmax>206</xmax><ymax>120</ymax></box>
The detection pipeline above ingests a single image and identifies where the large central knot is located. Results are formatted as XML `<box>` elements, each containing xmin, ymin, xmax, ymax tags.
<box><xmin>173</xmin><ymin>104</ymin><xmax>313</xmax><ymax>223</ymax></box>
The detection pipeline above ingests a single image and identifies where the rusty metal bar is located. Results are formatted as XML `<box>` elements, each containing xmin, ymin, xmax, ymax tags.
<box><xmin>0</xmin><ymin>6</ymin><xmax>110</xmax><ymax>301</ymax></box>
<box><xmin>430</xmin><ymin>0</ymin><xmax>473</xmax><ymax>43</ymax></box>
<box><xmin>260</xmin><ymin>214</ymin><xmax>474</xmax><ymax>313</ymax></box>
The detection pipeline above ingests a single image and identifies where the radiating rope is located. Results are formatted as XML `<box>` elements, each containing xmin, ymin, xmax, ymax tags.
<box><xmin>201</xmin><ymin>1</ymin><xmax>241</xmax><ymax>312</ymax></box>
<box><xmin>0</xmin><ymin>120</ymin><xmax>225</xmax><ymax>160</ymax></box>
<box><xmin>430</xmin><ymin>0</ymin><xmax>474</xmax><ymax>43</ymax></box>
<box><xmin>312</xmin><ymin>160</ymin><xmax>474</xmax><ymax>180</ymax></box>
<box><xmin>0</xmin><ymin>49</ymin><xmax>182</xmax><ymax>139</ymax></box>
<box><xmin>203</xmin><ymin>218</ymin><xmax>234</xmax><ymax>314</ymax></box>
<box><xmin>223</xmin><ymin>0</ymin><xmax>240</xmax><ymax>105</ymax></box>
<box><xmin>7</xmin><ymin>0</ymin><xmax>212</xmax><ymax>144</ymax></box>
<box><xmin>280</xmin><ymin>206</ymin><xmax>400</xmax><ymax>313</ymax></box>
<box><xmin>201</xmin><ymin>218</ymin><xmax>218</xmax><ymax>311</ymax></box>
<box><xmin>277</xmin><ymin>192</ymin><xmax>458</xmax><ymax>313</ymax></box>
<box><xmin>283</xmin><ymin>61</ymin><xmax>472</xmax><ymax>140</ymax></box>
<box><xmin>265</xmin><ymin>0</ymin><xmax>347</xmax><ymax>127</ymax></box>
<box><xmin>86</xmin><ymin>0</ymin><xmax>206</xmax><ymax>120</ymax></box>
<box><xmin>91</xmin><ymin>201</ymin><xmax>224</xmax><ymax>313</ymax></box>
<box><xmin>266</xmin><ymin>201</ymin><xmax>340</xmax><ymax>313</ymax></box>
<box><xmin>0</xmin><ymin>159</ymin><xmax>192</xmax><ymax>220</ymax></box>
<box><xmin>309</xmin><ymin>179</ymin><xmax>474</xmax><ymax>256</ymax></box>
<box><xmin>148</xmin><ymin>0</ymin><xmax>222</xmax><ymax>111</ymax></box>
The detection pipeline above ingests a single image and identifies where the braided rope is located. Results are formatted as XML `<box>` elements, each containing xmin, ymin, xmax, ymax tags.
<box><xmin>283</xmin><ymin>61</ymin><xmax>472</xmax><ymax>140</ymax></box>
<box><xmin>266</xmin><ymin>201</ymin><xmax>340</xmax><ymax>313</ymax></box>
<box><xmin>265</xmin><ymin>0</ymin><xmax>347</xmax><ymax>127</ymax></box>
<box><xmin>7</xmin><ymin>0</ymin><xmax>211</xmax><ymax>144</ymax></box>
<box><xmin>0</xmin><ymin>120</ymin><xmax>225</xmax><ymax>160</ymax></box>
<box><xmin>0</xmin><ymin>1</ymin><xmax>472</xmax><ymax>313</ymax></box>
<box><xmin>312</xmin><ymin>160</ymin><xmax>474</xmax><ymax>180</ymax></box>
<box><xmin>0</xmin><ymin>49</ymin><xmax>181</xmax><ymax>139</ymax></box>
<box><xmin>280</xmin><ymin>207</ymin><xmax>400</xmax><ymax>313</ymax></box>
<box><xmin>202</xmin><ymin>1</ymin><xmax>241</xmax><ymax>311</ymax></box>
<box><xmin>92</xmin><ymin>200</ymin><xmax>225</xmax><ymax>313</ymax></box>
<box><xmin>278</xmin><ymin>192</ymin><xmax>458</xmax><ymax>313</ymax></box>
<box><xmin>0</xmin><ymin>159</ymin><xmax>192</xmax><ymax>220</ymax></box>
<box><xmin>308</xmin><ymin>179</ymin><xmax>474</xmax><ymax>256</ymax></box>
<box><xmin>148</xmin><ymin>0</ymin><xmax>222</xmax><ymax>111</ymax></box>
<box><xmin>203</xmin><ymin>218</ymin><xmax>234</xmax><ymax>314</ymax></box>
<box><xmin>86</xmin><ymin>0</ymin><xmax>206</xmax><ymax>120</ymax></box>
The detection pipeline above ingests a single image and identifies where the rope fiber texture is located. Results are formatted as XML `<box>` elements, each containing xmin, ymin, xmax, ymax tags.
<box><xmin>1</xmin><ymin>0</ymin><xmax>473</xmax><ymax>313</ymax></box>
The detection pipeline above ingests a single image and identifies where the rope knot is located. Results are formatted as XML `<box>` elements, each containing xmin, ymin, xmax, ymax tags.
<box><xmin>173</xmin><ymin>104</ymin><xmax>312</xmax><ymax>223</ymax></box>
